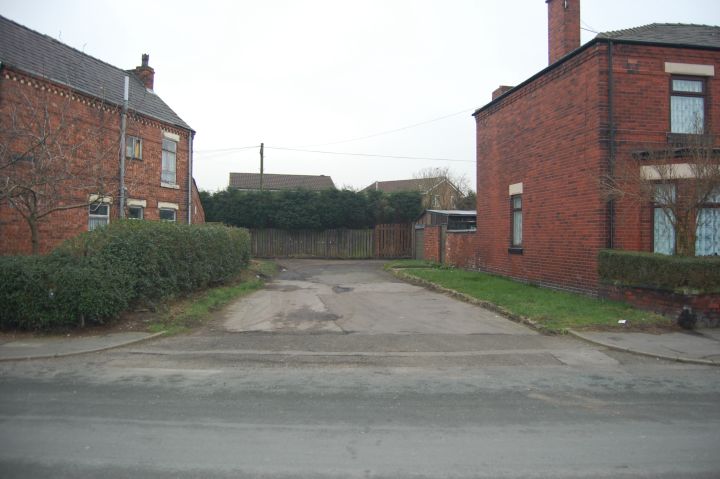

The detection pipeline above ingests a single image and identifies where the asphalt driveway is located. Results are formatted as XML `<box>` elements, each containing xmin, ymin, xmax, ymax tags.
<box><xmin>222</xmin><ymin>259</ymin><xmax>533</xmax><ymax>335</ymax></box>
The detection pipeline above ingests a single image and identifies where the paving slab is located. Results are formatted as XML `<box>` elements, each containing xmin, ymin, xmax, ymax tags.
<box><xmin>0</xmin><ymin>332</ymin><xmax>162</xmax><ymax>361</ymax></box>
<box><xmin>570</xmin><ymin>329</ymin><xmax>720</xmax><ymax>365</ymax></box>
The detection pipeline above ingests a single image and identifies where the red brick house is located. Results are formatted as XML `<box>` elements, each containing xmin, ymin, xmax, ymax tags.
<box><xmin>0</xmin><ymin>16</ymin><xmax>204</xmax><ymax>255</ymax></box>
<box><xmin>363</xmin><ymin>178</ymin><xmax>463</xmax><ymax>209</ymax></box>
<box><xmin>473</xmin><ymin>0</ymin><xmax>719</xmax><ymax>293</ymax></box>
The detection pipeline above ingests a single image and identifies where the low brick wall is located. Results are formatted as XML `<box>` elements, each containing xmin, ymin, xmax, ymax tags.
<box><xmin>600</xmin><ymin>285</ymin><xmax>720</xmax><ymax>327</ymax></box>
<box><xmin>445</xmin><ymin>230</ymin><xmax>477</xmax><ymax>269</ymax></box>
<box><xmin>423</xmin><ymin>225</ymin><xmax>442</xmax><ymax>262</ymax></box>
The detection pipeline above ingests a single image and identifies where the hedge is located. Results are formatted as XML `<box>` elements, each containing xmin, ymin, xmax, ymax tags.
<box><xmin>200</xmin><ymin>189</ymin><xmax>425</xmax><ymax>230</ymax></box>
<box><xmin>0</xmin><ymin>221</ymin><xmax>250</xmax><ymax>330</ymax></box>
<box><xmin>598</xmin><ymin>249</ymin><xmax>720</xmax><ymax>294</ymax></box>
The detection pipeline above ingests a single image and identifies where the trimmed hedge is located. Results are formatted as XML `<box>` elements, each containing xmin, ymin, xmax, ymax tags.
<box><xmin>598</xmin><ymin>249</ymin><xmax>720</xmax><ymax>294</ymax></box>
<box><xmin>0</xmin><ymin>221</ymin><xmax>250</xmax><ymax>330</ymax></box>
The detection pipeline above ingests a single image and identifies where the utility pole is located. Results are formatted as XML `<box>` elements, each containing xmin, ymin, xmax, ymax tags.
<box><xmin>259</xmin><ymin>142</ymin><xmax>264</xmax><ymax>192</ymax></box>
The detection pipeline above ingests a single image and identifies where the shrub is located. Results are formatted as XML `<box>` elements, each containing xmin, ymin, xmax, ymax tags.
<box><xmin>598</xmin><ymin>249</ymin><xmax>720</xmax><ymax>294</ymax></box>
<box><xmin>0</xmin><ymin>221</ymin><xmax>250</xmax><ymax>330</ymax></box>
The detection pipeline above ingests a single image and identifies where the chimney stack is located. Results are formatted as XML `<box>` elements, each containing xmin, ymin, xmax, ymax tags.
<box><xmin>134</xmin><ymin>53</ymin><xmax>155</xmax><ymax>90</ymax></box>
<box><xmin>546</xmin><ymin>0</ymin><xmax>580</xmax><ymax>64</ymax></box>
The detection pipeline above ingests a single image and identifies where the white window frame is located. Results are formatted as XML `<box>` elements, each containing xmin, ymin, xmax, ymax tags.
<box><xmin>161</xmin><ymin>136</ymin><xmax>177</xmax><ymax>185</ymax></box>
<box><xmin>670</xmin><ymin>76</ymin><xmax>705</xmax><ymax>134</ymax></box>
<box><xmin>126</xmin><ymin>136</ymin><xmax>143</xmax><ymax>160</ymax></box>
<box><xmin>159</xmin><ymin>208</ymin><xmax>177</xmax><ymax>222</ymax></box>
<box><xmin>511</xmin><ymin>194</ymin><xmax>522</xmax><ymax>248</ymax></box>
<box><xmin>89</xmin><ymin>203</ymin><xmax>110</xmax><ymax>230</ymax></box>
<box><xmin>128</xmin><ymin>205</ymin><xmax>144</xmax><ymax>219</ymax></box>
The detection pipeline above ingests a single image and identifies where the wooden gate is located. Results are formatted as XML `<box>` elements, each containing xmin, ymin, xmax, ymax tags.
<box><xmin>374</xmin><ymin>223</ymin><xmax>412</xmax><ymax>259</ymax></box>
<box><xmin>414</xmin><ymin>225</ymin><xmax>425</xmax><ymax>260</ymax></box>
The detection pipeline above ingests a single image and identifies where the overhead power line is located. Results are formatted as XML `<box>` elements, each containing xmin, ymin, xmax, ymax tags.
<box><xmin>265</xmin><ymin>146</ymin><xmax>473</xmax><ymax>163</ymax></box>
<box><xmin>294</xmin><ymin>107</ymin><xmax>476</xmax><ymax>148</ymax></box>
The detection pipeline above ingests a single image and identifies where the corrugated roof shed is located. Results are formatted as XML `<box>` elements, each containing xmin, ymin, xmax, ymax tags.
<box><xmin>0</xmin><ymin>15</ymin><xmax>192</xmax><ymax>131</ymax></box>
<box><xmin>229</xmin><ymin>173</ymin><xmax>336</xmax><ymax>191</ymax></box>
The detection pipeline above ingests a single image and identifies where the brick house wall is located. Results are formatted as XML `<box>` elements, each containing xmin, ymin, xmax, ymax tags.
<box><xmin>475</xmin><ymin>43</ymin><xmax>609</xmax><ymax>294</ymax></box>
<box><xmin>0</xmin><ymin>69</ymin><xmax>198</xmax><ymax>255</ymax></box>
<box><xmin>474</xmin><ymin>38</ymin><xmax>720</xmax><ymax>294</ymax></box>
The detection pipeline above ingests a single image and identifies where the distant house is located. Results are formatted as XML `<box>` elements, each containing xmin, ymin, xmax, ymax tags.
<box><xmin>228</xmin><ymin>173</ymin><xmax>335</xmax><ymax>192</ymax></box>
<box><xmin>0</xmin><ymin>15</ymin><xmax>203</xmax><ymax>255</ymax></box>
<box><xmin>362</xmin><ymin>178</ymin><xmax>462</xmax><ymax>209</ymax></box>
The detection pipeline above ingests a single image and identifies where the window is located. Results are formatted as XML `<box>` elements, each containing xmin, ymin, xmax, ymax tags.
<box><xmin>161</xmin><ymin>138</ymin><xmax>177</xmax><ymax>184</ymax></box>
<box><xmin>128</xmin><ymin>205</ymin><xmax>144</xmax><ymax>219</ymax></box>
<box><xmin>671</xmin><ymin>77</ymin><xmax>705</xmax><ymax>134</ymax></box>
<box><xmin>696</xmin><ymin>189</ymin><xmax>720</xmax><ymax>256</ymax></box>
<box><xmin>511</xmin><ymin>195</ymin><xmax>522</xmax><ymax>249</ymax></box>
<box><xmin>88</xmin><ymin>203</ymin><xmax>110</xmax><ymax>230</ymax></box>
<box><xmin>126</xmin><ymin>136</ymin><xmax>142</xmax><ymax>160</ymax></box>
<box><xmin>653</xmin><ymin>184</ymin><xmax>676</xmax><ymax>255</ymax></box>
<box><xmin>159</xmin><ymin>208</ymin><xmax>176</xmax><ymax>222</ymax></box>
<box><xmin>432</xmin><ymin>195</ymin><xmax>440</xmax><ymax>208</ymax></box>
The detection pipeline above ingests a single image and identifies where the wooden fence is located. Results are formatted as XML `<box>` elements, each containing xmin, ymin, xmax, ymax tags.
<box><xmin>250</xmin><ymin>224</ymin><xmax>412</xmax><ymax>259</ymax></box>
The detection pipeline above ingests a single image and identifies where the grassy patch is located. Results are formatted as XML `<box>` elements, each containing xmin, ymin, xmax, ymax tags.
<box><xmin>149</xmin><ymin>260</ymin><xmax>276</xmax><ymax>335</ymax></box>
<box><xmin>388</xmin><ymin>261</ymin><xmax>672</xmax><ymax>333</ymax></box>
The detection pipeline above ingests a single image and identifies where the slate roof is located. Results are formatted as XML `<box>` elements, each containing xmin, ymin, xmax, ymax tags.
<box><xmin>229</xmin><ymin>173</ymin><xmax>336</xmax><ymax>191</ymax></box>
<box><xmin>596</xmin><ymin>23</ymin><xmax>720</xmax><ymax>49</ymax></box>
<box><xmin>0</xmin><ymin>15</ymin><xmax>191</xmax><ymax>131</ymax></box>
<box><xmin>362</xmin><ymin>178</ymin><xmax>457</xmax><ymax>194</ymax></box>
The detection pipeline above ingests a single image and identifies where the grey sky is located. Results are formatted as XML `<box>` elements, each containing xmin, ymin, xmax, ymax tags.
<box><xmin>2</xmin><ymin>0</ymin><xmax>718</xmax><ymax>192</ymax></box>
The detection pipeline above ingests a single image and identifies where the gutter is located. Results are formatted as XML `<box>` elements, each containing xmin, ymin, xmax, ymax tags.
<box><xmin>188</xmin><ymin>132</ymin><xmax>194</xmax><ymax>224</ymax></box>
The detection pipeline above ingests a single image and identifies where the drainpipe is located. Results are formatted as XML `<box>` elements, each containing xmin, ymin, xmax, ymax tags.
<box><xmin>607</xmin><ymin>40</ymin><xmax>615</xmax><ymax>249</ymax></box>
<box><xmin>119</xmin><ymin>76</ymin><xmax>129</xmax><ymax>218</ymax></box>
<box><xmin>187</xmin><ymin>131</ymin><xmax>194</xmax><ymax>224</ymax></box>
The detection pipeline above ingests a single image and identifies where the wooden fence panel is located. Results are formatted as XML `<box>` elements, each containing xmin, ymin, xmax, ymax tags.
<box><xmin>374</xmin><ymin>223</ymin><xmax>413</xmax><ymax>259</ymax></box>
<box><xmin>251</xmin><ymin>228</ymin><xmax>374</xmax><ymax>258</ymax></box>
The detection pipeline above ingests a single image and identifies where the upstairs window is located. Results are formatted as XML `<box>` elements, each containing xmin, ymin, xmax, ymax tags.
<box><xmin>671</xmin><ymin>77</ymin><xmax>705</xmax><ymax>134</ymax></box>
<box><xmin>126</xmin><ymin>136</ymin><xmax>142</xmax><ymax>160</ymax></box>
<box><xmin>161</xmin><ymin>138</ymin><xmax>177</xmax><ymax>184</ymax></box>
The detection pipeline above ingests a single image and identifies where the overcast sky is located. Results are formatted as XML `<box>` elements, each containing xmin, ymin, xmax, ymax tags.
<box><xmin>2</xmin><ymin>1</ymin><xmax>719</xmax><ymax>192</ymax></box>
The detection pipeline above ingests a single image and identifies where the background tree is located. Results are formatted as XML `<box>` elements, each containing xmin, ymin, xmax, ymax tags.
<box><xmin>602</xmin><ymin>134</ymin><xmax>720</xmax><ymax>256</ymax></box>
<box><xmin>412</xmin><ymin>166</ymin><xmax>471</xmax><ymax>209</ymax></box>
<box><xmin>0</xmin><ymin>79</ymin><xmax>114</xmax><ymax>254</ymax></box>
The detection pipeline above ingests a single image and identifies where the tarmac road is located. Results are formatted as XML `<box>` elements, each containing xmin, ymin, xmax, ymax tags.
<box><xmin>1</xmin><ymin>259</ymin><xmax>719</xmax><ymax>478</ymax></box>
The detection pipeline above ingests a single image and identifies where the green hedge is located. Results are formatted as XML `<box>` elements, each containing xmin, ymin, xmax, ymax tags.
<box><xmin>200</xmin><ymin>189</ymin><xmax>424</xmax><ymax>230</ymax></box>
<box><xmin>0</xmin><ymin>221</ymin><xmax>250</xmax><ymax>330</ymax></box>
<box><xmin>598</xmin><ymin>249</ymin><xmax>720</xmax><ymax>294</ymax></box>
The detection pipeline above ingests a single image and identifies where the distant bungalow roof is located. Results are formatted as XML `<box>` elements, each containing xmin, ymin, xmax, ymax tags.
<box><xmin>229</xmin><ymin>173</ymin><xmax>335</xmax><ymax>191</ymax></box>
<box><xmin>0</xmin><ymin>15</ymin><xmax>192</xmax><ymax>131</ymax></box>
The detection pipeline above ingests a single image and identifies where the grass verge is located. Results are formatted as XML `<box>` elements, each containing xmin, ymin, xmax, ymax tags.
<box><xmin>148</xmin><ymin>260</ymin><xmax>277</xmax><ymax>335</ymax></box>
<box><xmin>388</xmin><ymin>261</ymin><xmax>673</xmax><ymax>333</ymax></box>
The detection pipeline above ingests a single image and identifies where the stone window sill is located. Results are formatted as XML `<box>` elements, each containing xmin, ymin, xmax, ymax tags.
<box><xmin>161</xmin><ymin>182</ymin><xmax>180</xmax><ymax>189</ymax></box>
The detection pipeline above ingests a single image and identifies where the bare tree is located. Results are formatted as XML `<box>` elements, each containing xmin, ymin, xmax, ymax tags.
<box><xmin>602</xmin><ymin>134</ymin><xmax>720</xmax><ymax>256</ymax></box>
<box><xmin>412</xmin><ymin>166</ymin><xmax>471</xmax><ymax>210</ymax></box>
<box><xmin>0</xmin><ymin>78</ymin><xmax>115</xmax><ymax>254</ymax></box>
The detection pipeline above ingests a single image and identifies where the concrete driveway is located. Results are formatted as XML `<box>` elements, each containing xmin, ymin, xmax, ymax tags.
<box><xmin>222</xmin><ymin>259</ymin><xmax>533</xmax><ymax>335</ymax></box>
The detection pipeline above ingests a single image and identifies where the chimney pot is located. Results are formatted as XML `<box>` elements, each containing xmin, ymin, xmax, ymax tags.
<box><xmin>547</xmin><ymin>0</ymin><xmax>581</xmax><ymax>65</ymax></box>
<box><xmin>134</xmin><ymin>53</ymin><xmax>155</xmax><ymax>90</ymax></box>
